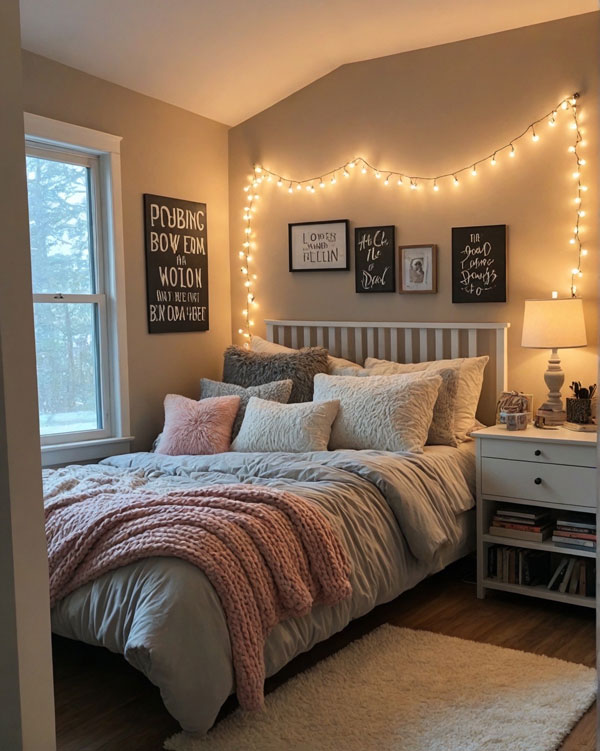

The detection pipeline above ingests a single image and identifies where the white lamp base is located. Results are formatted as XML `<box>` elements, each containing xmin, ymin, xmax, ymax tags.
<box><xmin>536</xmin><ymin>347</ymin><xmax>566</xmax><ymax>425</ymax></box>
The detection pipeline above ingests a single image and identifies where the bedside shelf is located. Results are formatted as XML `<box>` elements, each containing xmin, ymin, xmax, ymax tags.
<box><xmin>482</xmin><ymin>534</ymin><xmax>596</xmax><ymax>559</ymax></box>
<box><xmin>483</xmin><ymin>579</ymin><xmax>595</xmax><ymax>609</ymax></box>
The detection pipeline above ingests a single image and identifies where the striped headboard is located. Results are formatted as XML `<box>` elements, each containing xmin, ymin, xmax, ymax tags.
<box><xmin>264</xmin><ymin>319</ymin><xmax>510</xmax><ymax>425</ymax></box>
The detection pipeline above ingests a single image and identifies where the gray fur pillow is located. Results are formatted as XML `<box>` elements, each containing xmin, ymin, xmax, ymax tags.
<box><xmin>200</xmin><ymin>378</ymin><xmax>293</xmax><ymax>438</ymax></box>
<box><xmin>222</xmin><ymin>346</ymin><xmax>329</xmax><ymax>403</ymax></box>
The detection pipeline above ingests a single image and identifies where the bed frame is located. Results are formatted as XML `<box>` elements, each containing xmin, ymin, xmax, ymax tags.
<box><xmin>265</xmin><ymin>319</ymin><xmax>510</xmax><ymax>425</ymax></box>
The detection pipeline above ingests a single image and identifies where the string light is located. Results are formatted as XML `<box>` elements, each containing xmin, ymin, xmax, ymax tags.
<box><xmin>239</xmin><ymin>93</ymin><xmax>587</xmax><ymax>341</ymax></box>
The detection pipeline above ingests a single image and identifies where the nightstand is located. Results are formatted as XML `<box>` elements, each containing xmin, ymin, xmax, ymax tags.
<box><xmin>473</xmin><ymin>425</ymin><xmax>597</xmax><ymax>608</ymax></box>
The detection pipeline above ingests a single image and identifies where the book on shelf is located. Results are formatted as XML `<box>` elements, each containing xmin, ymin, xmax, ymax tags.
<box><xmin>569</xmin><ymin>562</ymin><xmax>581</xmax><ymax>595</ymax></box>
<box><xmin>547</xmin><ymin>556</ymin><xmax>595</xmax><ymax>596</ymax></box>
<box><xmin>488</xmin><ymin>545</ymin><xmax>550</xmax><ymax>586</ymax></box>
<box><xmin>555</xmin><ymin>512</ymin><xmax>596</xmax><ymax>531</ymax></box>
<box><xmin>558</xmin><ymin>559</ymin><xmax>576</xmax><ymax>593</ymax></box>
<box><xmin>491</xmin><ymin>519</ymin><xmax>552</xmax><ymax>533</ymax></box>
<box><xmin>547</xmin><ymin>558</ymin><xmax>569</xmax><ymax>590</ymax></box>
<box><xmin>553</xmin><ymin>530</ymin><xmax>597</xmax><ymax>541</ymax></box>
<box><xmin>552</xmin><ymin>539</ymin><xmax>596</xmax><ymax>553</ymax></box>
<box><xmin>489</xmin><ymin>525</ymin><xmax>552</xmax><ymax>542</ymax></box>
<box><xmin>496</xmin><ymin>505</ymin><xmax>551</xmax><ymax>523</ymax></box>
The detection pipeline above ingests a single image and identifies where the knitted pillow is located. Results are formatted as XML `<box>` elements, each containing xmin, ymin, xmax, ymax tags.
<box><xmin>155</xmin><ymin>394</ymin><xmax>240</xmax><ymax>456</ymax></box>
<box><xmin>232</xmin><ymin>397</ymin><xmax>340</xmax><ymax>453</ymax></box>
<box><xmin>200</xmin><ymin>378</ymin><xmax>293</xmax><ymax>438</ymax></box>
<box><xmin>223</xmin><ymin>346</ymin><xmax>329</xmax><ymax>403</ymax></box>
<box><xmin>313</xmin><ymin>372</ymin><xmax>442</xmax><ymax>453</ymax></box>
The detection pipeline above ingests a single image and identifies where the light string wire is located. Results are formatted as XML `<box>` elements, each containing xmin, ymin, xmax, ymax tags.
<box><xmin>238</xmin><ymin>92</ymin><xmax>585</xmax><ymax>343</ymax></box>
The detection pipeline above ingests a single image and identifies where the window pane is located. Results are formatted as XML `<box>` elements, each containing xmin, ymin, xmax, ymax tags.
<box><xmin>26</xmin><ymin>155</ymin><xmax>95</xmax><ymax>294</ymax></box>
<box><xmin>34</xmin><ymin>303</ymin><xmax>101</xmax><ymax>435</ymax></box>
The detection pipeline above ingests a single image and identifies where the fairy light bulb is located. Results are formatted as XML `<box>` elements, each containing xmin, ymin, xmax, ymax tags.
<box><xmin>244</xmin><ymin>228</ymin><xmax>251</xmax><ymax>235</ymax></box>
<box><xmin>572</xmin><ymin>267</ymin><xmax>580</xmax><ymax>275</ymax></box>
<box><xmin>397</xmin><ymin>178</ymin><xmax>403</xmax><ymax>186</ymax></box>
<box><xmin>491</xmin><ymin>154</ymin><xmax>497</xmax><ymax>166</ymax></box>
<box><xmin>453</xmin><ymin>175</ymin><xmax>459</xmax><ymax>187</ymax></box>
<box><xmin>509</xmin><ymin>144</ymin><xmax>515</xmax><ymax>158</ymax></box>
<box><xmin>343</xmin><ymin>169</ymin><xmax>350</xmax><ymax>178</ymax></box>
<box><xmin>568</xmin><ymin>146</ymin><xmax>576</xmax><ymax>153</ymax></box>
<box><xmin>549</xmin><ymin>116</ymin><xmax>556</xmax><ymax>127</ymax></box>
<box><xmin>319</xmin><ymin>179</ymin><xmax>325</xmax><ymax>188</ymax></box>
<box><xmin>331</xmin><ymin>175</ymin><xmax>337</xmax><ymax>184</ymax></box>
<box><xmin>433</xmin><ymin>180</ymin><xmax>439</xmax><ymax>192</ymax></box>
<box><xmin>241</xmin><ymin>267</ymin><xmax>248</xmax><ymax>274</ymax></box>
<box><xmin>471</xmin><ymin>165</ymin><xmax>477</xmax><ymax>176</ymax></box>
<box><xmin>383</xmin><ymin>177</ymin><xmax>389</xmax><ymax>186</ymax></box>
<box><xmin>244</xmin><ymin>280</ymin><xmax>251</xmax><ymax>287</ymax></box>
<box><xmin>581</xmin><ymin>185</ymin><xmax>588</xmax><ymax>191</ymax></box>
<box><xmin>239</xmin><ymin>251</ymin><xmax>245</xmax><ymax>259</ymax></box>
<box><xmin>277</xmin><ymin>179</ymin><xmax>283</xmax><ymax>187</ymax></box>
<box><xmin>348</xmin><ymin>161</ymin><xmax>355</xmax><ymax>168</ymax></box>
<box><xmin>375</xmin><ymin>172</ymin><xmax>381</xmax><ymax>179</ymax></box>
<box><xmin>267</xmin><ymin>175</ymin><xmax>272</xmax><ymax>182</ymax></box>
<box><xmin>288</xmin><ymin>184</ymin><xmax>293</xmax><ymax>193</ymax></box>
<box><xmin>253</xmin><ymin>195</ymin><xmax>259</xmax><ymax>201</ymax></box>
<box><xmin>569</xmin><ymin>238</ymin><xmax>576</xmax><ymax>245</ymax></box>
<box><xmin>238</xmin><ymin>328</ymin><xmax>244</xmax><ymax>334</ymax></box>
<box><xmin>410</xmin><ymin>180</ymin><xmax>417</xmax><ymax>190</ymax></box>
<box><xmin>575</xmin><ymin>196</ymin><xmax>582</xmax><ymax>203</ymax></box>
<box><xmin>243</xmin><ymin>186</ymin><xmax>249</xmax><ymax>192</ymax></box>
<box><xmin>532</xmin><ymin>128</ymin><xmax>539</xmax><ymax>142</ymax></box>
<box><xmin>582</xmin><ymin>249</ymin><xmax>588</xmax><ymax>256</ymax></box>
<box><xmin>551</xmin><ymin>291</ymin><xmax>558</xmax><ymax>299</ymax></box>
<box><xmin>578</xmin><ymin>159</ymin><xmax>586</xmax><ymax>165</ymax></box>
<box><xmin>578</xmin><ymin>210</ymin><xmax>586</xmax><ymax>217</ymax></box>
<box><xmin>573</xmin><ymin>171</ymin><xmax>580</xmax><ymax>179</ymax></box>
<box><xmin>561</xmin><ymin>101</ymin><xmax>568</xmax><ymax>110</ymax></box>
<box><xmin>361</xmin><ymin>166</ymin><xmax>367</xmax><ymax>174</ymax></box>
<box><xmin>296</xmin><ymin>183</ymin><xmax>302</xmax><ymax>191</ymax></box>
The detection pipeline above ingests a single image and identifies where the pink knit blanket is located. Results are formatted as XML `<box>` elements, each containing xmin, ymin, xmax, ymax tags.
<box><xmin>45</xmin><ymin>474</ymin><xmax>352</xmax><ymax>710</ymax></box>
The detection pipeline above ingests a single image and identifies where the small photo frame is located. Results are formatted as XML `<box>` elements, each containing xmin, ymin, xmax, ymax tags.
<box><xmin>398</xmin><ymin>244</ymin><xmax>437</xmax><ymax>294</ymax></box>
<box><xmin>289</xmin><ymin>220</ymin><xmax>349</xmax><ymax>272</ymax></box>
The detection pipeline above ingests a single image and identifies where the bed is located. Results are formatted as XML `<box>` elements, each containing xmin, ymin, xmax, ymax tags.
<box><xmin>47</xmin><ymin>319</ymin><xmax>509</xmax><ymax>735</ymax></box>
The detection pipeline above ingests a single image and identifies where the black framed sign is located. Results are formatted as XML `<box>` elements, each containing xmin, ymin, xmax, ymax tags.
<box><xmin>143</xmin><ymin>194</ymin><xmax>209</xmax><ymax>333</ymax></box>
<box><xmin>452</xmin><ymin>224</ymin><xmax>507</xmax><ymax>303</ymax></box>
<box><xmin>289</xmin><ymin>220</ymin><xmax>349</xmax><ymax>272</ymax></box>
<box><xmin>354</xmin><ymin>225</ymin><xmax>395</xmax><ymax>292</ymax></box>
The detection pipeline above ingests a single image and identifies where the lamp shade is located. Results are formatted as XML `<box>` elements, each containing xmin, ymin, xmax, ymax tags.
<box><xmin>521</xmin><ymin>298</ymin><xmax>587</xmax><ymax>349</ymax></box>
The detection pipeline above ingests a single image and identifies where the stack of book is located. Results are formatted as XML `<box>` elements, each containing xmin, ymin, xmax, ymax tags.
<box><xmin>552</xmin><ymin>512</ymin><xmax>596</xmax><ymax>553</ymax></box>
<box><xmin>547</xmin><ymin>556</ymin><xmax>595</xmax><ymax>596</ymax></box>
<box><xmin>487</xmin><ymin>545</ymin><xmax>550</xmax><ymax>585</ymax></box>
<box><xmin>489</xmin><ymin>505</ymin><xmax>553</xmax><ymax>542</ymax></box>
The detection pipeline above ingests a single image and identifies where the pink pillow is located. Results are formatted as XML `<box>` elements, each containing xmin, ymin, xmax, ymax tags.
<box><xmin>155</xmin><ymin>394</ymin><xmax>240</xmax><ymax>456</ymax></box>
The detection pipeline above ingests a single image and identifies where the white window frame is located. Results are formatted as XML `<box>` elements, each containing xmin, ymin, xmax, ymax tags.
<box><xmin>24</xmin><ymin>113</ymin><xmax>132</xmax><ymax>466</ymax></box>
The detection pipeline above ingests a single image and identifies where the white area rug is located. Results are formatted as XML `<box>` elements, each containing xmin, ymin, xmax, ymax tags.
<box><xmin>164</xmin><ymin>625</ymin><xmax>596</xmax><ymax>751</ymax></box>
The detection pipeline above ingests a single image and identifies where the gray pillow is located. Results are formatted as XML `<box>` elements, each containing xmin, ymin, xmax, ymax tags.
<box><xmin>200</xmin><ymin>378</ymin><xmax>293</xmax><ymax>438</ymax></box>
<box><xmin>222</xmin><ymin>346</ymin><xmax>329</xmax><ymax>403</ymax></box>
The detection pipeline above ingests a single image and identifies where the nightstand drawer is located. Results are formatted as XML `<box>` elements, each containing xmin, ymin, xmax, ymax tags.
<box><xmin>481</xmin><ymin>457</ymin><xmax>596</xmax><ymax>507</ymax></box>
<box><xmin>480</xmin><ymin>438</ymin><xmax>596</xmax><ymax>468</ymax></box>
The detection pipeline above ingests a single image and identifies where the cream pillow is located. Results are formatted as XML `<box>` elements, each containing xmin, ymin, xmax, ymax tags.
<box><xmin>231</xmin><ymin>397</ymin><xmax>340</xmax><ymax>453</ymax></box>
<box><xmin>250</xmin><ymin>334</ymin><xmax>363</xmax><ymax>376</ymax></box>
<box><xmin>313</xmin><ymin>372</ymin><xmax>442</xmax><ymax>453</ymax></box>
<box><xmin>364</xmin><ymin>355</ymin><xmax>488</xmax><ymax>442</ymax></box>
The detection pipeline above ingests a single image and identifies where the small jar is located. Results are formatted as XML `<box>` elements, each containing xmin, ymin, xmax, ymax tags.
<box><xmin>505</xmin><ymin>412</ymin><xmax>527</xmax><ymax>431</ymax></box>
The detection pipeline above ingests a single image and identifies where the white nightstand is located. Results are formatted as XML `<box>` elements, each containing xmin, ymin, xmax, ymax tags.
<box><xmin>474</xmin><ymin>424</ymin><xmax>597</xmax><ymax>608</ymax></box>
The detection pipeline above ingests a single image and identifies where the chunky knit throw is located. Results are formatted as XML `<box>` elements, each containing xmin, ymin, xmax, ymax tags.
<box><xmin>44</xmin><ymin>470</ymin><xmax>352</xmax><ymax>710</ymax></box>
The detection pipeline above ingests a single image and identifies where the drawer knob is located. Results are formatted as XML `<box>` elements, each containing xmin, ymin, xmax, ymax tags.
<box><xmin>534</xmin><ymin>477</ymin><xmax>542</xmax><ymax>485</ymax></box>
<box><xmin>534</xmin><ymin>449</ymin><xmax>541</xmax><ymax>457</ymax></box>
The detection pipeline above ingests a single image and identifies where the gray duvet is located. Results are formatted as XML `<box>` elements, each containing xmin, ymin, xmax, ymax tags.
<box><xmin>50</xmin><ymin>445</ymin><xmax>475</xmax><ymax>733</ymax></box>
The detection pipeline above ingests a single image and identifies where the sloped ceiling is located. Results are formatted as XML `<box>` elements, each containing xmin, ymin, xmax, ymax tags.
<box><xmin>19</xmin><ymin>0</ymin><xmax>596</xmax><ymax>125</ymax></box>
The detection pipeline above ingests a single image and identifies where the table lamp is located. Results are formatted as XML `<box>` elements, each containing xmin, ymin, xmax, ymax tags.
<box><xmin>521</xmin><ymin>298</ymin><xmax>587</xmax><ymax>425</ymax></box>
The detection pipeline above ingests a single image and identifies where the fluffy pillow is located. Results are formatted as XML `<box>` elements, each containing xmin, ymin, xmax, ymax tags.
<box><xmin>155</xmin><ymin>394</ymin><xmax>240</xmax><ymax>456</ymax></box>
<box><xmin>200</xmin><ymin>378</ymin><xmax>292</xmax><ymax>438</ymax></box>
<box><xmin>364</xmin><ymin>355</ymin><xmax>489</xmax><ymax>442</ymax></box>
<box><xmin>232</xmin><ymin>397</ymin><xmax>340</xmax><ymax>453</ymax></box>
<box><xmin>313</xmin><ymin>372</ymin><xmax>442</xmax><ymax>453</ymax></box>
<box><xmin>223</xmin><ymin>345</ymin><xmax>328</xmax><ymax>403</ymax></box>
<box><xmin>250</xmin><ymin>334</ymin><xmax>362</xmax><ymax>376</ymax></box>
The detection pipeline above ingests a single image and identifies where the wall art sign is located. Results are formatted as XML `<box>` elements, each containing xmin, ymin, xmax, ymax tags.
<box><xmin>354</xmin><ymin>225</ymin><xmax>396</xmax><ymax>293</ymax></box>
<box><xmin>289</xmin><ymin>220</ymin><xmax>349</xmax><ymax>272</ymax></box>
<box><xmin>398</xmin><ymin>244</ymin><xmax>438</xmax><ymax>294</ymax></box>
<box><xmin>143</xmin><ymin>194</ymin><xmax>209</xmax><ymax>333</ymax></box>
<box><xmin>452</xmin><ymin>224</ymin><xmax>507</xmax><ymax>303</ymax></box>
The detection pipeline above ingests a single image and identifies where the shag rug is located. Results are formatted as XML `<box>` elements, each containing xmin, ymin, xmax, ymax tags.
<box><xmin>164</xmin><ymin>625</ymin><xmax>596</xmax><ymax>751</ymax></box>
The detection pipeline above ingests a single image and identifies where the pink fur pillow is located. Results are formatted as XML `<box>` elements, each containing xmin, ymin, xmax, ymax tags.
<box><xmin>155</xmin><ymin>394</ymin><xmax>240</xmax><ymax>456</ymax></box>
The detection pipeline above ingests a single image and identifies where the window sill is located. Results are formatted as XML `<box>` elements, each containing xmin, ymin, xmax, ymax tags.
<box><xmin>41</xmin><ymin>436</ymin><xmax>134</xmax><ymax>467</ymax></box>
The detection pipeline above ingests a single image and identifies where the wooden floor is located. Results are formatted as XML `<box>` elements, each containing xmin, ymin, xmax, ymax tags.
<box><xmin>53</xmin><ymin>557</ymin><xmax>596</xmax><ymax>751</ymax></box>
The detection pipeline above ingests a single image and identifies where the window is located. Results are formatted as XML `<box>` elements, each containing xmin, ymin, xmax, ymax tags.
<box><xmin>24</xmin><ymin>114</ymin><xmax>131</xmax><ymax>464</ymax></box>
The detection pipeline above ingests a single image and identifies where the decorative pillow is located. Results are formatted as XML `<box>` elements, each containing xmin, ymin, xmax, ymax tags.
<box><xmin>223</xmin><ymin>345</ymin><xmax>328</xmax><ymax>403</ymax></box>
<box><xmin>155</xmin><ymin>394</ymin><xmax>240</xmax><ymax>456</ymax></box>
<box><xmin>231</xmin><ymin>397</ymin><xmax>340</xmax><ymax>453</ymax></box>
<box><xmin>313</xmin><ymin>373</ymin><xmax>442</xmax><ymax>453</ymax></box>
<box><xmin>200</xmin><ymin>378</ymin><xmax>293</xmax><ymax>438</ymax></box>
<box><xmin>250</xmin><ymin>334</ymin><xmax>362</xmax><ymax>376</ymax></box>
<box><xmin>364</xmin><ymin>355</ymin><xmax>489</xmax><ymax>442</ymax></box>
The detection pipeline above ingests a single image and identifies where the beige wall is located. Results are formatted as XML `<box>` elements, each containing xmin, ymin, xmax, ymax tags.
<box><xmin>21</xmin><ymin>51</ymin><xmax>232</xmax><ymax>450</ymax></box>
<box><xmin>0</xmin><ymin>2</ymin><xmax>55</xmax><ymax>748</ymax></box>
<box><xmin>229</xmin><ymin>13</ymin><xmax>599</xmax><ymax>409</ymax></box>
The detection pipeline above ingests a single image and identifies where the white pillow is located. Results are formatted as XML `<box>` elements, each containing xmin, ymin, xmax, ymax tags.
<box><xmin>231</xmin><ymin>396</ymin><xmax>340</xmax><ymax>453</ymax></box>
<box><xmin>250</xmin><ymin>334</ymin><xmax>363</xmax><ymax>376</ymax></box>
<box><xmin>313</xmin><ymin>372</ymin><xmax>442</xmax><ymax>453</ymax></box>
<box><xmin>364</xmin><ymin>355</ymin><xmax>489</xmax><ymax>442</ymax></box>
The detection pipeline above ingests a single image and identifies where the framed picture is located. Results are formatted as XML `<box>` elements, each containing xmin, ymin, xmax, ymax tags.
<box><xmin>355</xmin><ymin>225</ymin><xmax>395</xmax><ymax>293</ymax></box>
<box><xmin>289</xmin><ymin>220</ymin><xmax>349</xmax><ymax>272</ymax></box>
<box><xmin>452</xmin><ymin>224</ymin><xmax>507</xmax><ymax>303</ymax></box>
<box><xmin>398</xmin><ymin>244</ymin><xmax>437</xmax><ymax>294</ymax></box>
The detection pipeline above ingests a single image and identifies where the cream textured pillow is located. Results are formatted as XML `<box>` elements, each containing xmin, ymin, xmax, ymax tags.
<box><xmin>364</xmin><ymin>355</ymin><xmax>489</xmax><ymax>442</ymax></box>
<box><xmin>250</xmin><ymin>334</ymin><xmax>363</xmax><ymax>376</ymax></box>
<box><xmin>313</xmin><ymin>373</ymin><xmax>442</xmax><ymax>453</ymax></box>
<box><xmin>231</xmin><ymin>397</ymin><xmax>340</xmax><ymax>453</ymax></box>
